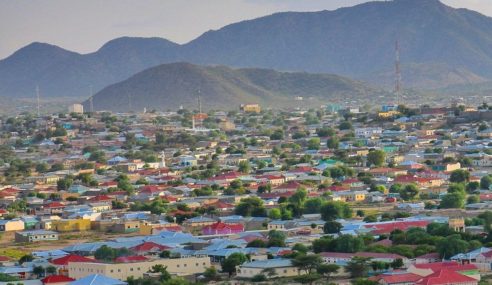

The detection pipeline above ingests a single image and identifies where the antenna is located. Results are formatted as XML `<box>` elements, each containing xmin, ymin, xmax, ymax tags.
<box><xmin>198</xmin><ymin>88</ymin><xmax>202</xmax><ymax>113</ymax></box>
<box><xmin>36</xmin><ymin>85</ymin><xmax>40</xmax><ymax>117</ymax></box>
<box><xmin>128</xmin><ymin>93</ymin><xmax>132</xmax><ymax>112</ymax></box>
<box><xmin>395</xmin><ymin>40</ymin><xmax>402</xmax><ymax>105</ymax></box>
<box><xmin>89</xmin><ymin>85</ymin><xmax>94</xmax><ymax>113</ymax></box>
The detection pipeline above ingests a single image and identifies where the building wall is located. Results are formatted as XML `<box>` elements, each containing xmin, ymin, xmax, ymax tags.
<box><xmin>237</xmin><ymin>266</ymin><xmax>298</xmax><ymax>278</ymax></box>
<box><xmin>52</xmin><ymin>219</ymin><xmax>91</xmax><ymax>232</ymax></box>
<box><xmin>68</xmin><ymin>256</ymin><xmax>211</xmax><ymax>280</ymax></box>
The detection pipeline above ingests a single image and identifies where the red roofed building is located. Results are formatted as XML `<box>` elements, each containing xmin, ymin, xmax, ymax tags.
<box><xmin>114</xmin><ymin>255</ymin><xmax>148</xmax><ymax>263</ymax></box>
<box><xmin>205</xmin><ymin>200</ymin><xmax>234</xmax><ymax>211</ymax></box>
<box><xmin>50</xmin><ymin>254</ymin><xmax>96</xmax><ymax>275</ymax></box>
<box><xmin>369</xmin><ymin>272</ymin><xmax>421</xmax><ymax>285</ymax></box>
<box><xmin>273</xmin><ymin>181</ymin><xmax>303</xmax><ymax>193</ymax></box>
<box><xmin>408</xmin><ymin>262</ymin><xmax>479</xmax><ymax>280</ymax></box>
<box><xmin>202</xmin><ymin>222</ymin><xmax>244</xmax><ymax>235</ymax></box>
<box><xmin>130</xmin><ymin>242</ymin><xmax>171</xmax><ymax>255</ymax></box>
<box><xmin>416</xmin><ymin>269</ymin><xmax>477</xmax><ymax>285</ymax></box>
<box><xmin>364</xmin><ymin>220</ymin><xmax>430</xmax><ymax>235</ymax></box>
<box><xmin>41</xmin><ymin>275</ymin><xmax>75</xmax><ymax>285</ymax></box>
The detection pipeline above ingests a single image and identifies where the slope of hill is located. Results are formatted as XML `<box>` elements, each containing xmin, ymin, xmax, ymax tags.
<box><xmin>83</xmin><ymin>62</ymin><xmax>388</xmax><ymax>112</ymax></box>
<box><xmin>3</xmin><ymin>0</ymin><xmax>492</xmax><ymax>97</ymax></box>
<box><xmin>0</xmin><ymin>37</ymin><xmax>178</xmax><ymax>98</ymax></box>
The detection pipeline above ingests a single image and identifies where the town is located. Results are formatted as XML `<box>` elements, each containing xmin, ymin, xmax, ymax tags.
<box><xmin>0</xmin><ymin>102</ymin><xmax>490</xmax><ymax>285</ymax></box>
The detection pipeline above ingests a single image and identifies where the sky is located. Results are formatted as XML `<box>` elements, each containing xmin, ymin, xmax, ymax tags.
<box><xmin>1</xmin><ymin>0</ymin><xmax>492</xmax><ymax>59</ymax></box>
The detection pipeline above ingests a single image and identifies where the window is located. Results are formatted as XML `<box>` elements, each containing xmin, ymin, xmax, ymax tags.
<box><xmin>130</xmin><ymin>268</ymin><xmax>133</xmax><ymax>271</ymax></box>
<box><xmin>110</xmin><ymin>270</ymin><xmax>114</xmax><ymax>273</ymax></box>
<box><xmin>118</xmin><ymin>269</ymin><xmax>121</xmax><ymax>272</ymax></box>
<box><xmin>177</xmin><ymin>265</ymin><xmax>180</xmax><ymax>268</ymax></box>
<box><xmin>284</xmin><ymin>270</ymin><xmax>287</xmax><ymax>273</ymax></box>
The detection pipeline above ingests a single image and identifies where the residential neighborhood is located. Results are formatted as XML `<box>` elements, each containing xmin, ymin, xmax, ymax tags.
<box><xmin>0</xmin><ymin>102</ymin><xmax>490</xmax><ymax>285</ymax></box>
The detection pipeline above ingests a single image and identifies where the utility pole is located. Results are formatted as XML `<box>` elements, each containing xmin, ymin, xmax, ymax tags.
<box><xmin>89</xmin><ymin>85</ymin><xmax>94</xmax><ymax>113</ymax></box>
<box><xmin>395</xmin><ymin>40</ymin><xmax>402</xmax><ymax>105</ymax></box>
<box><xmin>36</xmin><ymin>85</ymin><xmax>40</xmax><ymax>117</ymax></box>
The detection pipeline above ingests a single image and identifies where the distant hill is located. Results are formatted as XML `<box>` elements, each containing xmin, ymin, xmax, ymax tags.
<box><xmin>83</xmin><ymin>62</ymin><xmax>387</xmax><ymax>112</ymax></box>
<box><xmin>3</xmin><ymin>0</ymin><xmax>492</xmax><ymax>98</ymax></box>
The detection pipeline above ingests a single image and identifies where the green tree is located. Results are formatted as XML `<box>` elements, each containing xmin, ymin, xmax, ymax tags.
<box><xmin>367</xmin><ymin>150</ymin><xmax>385</xmax><ymax>167</ymax></box>
<box><xmin>221</xmin><ymin>253</ymin><xmax>247</xmax><ymax>277</ymax></box>
<box><xmin>150</xmin><ymin>264</ymin><xmax>172</xmax><ymax>281</ymax></box>
<box><xmin>234</xmin><ymin>197</ymin><xmax>267</xmax><ymax>217</ymax></box>
<box><xmin>292</xmin><ymin>254</ymin><xmax>323</xmax><ymax>274</ymax></box>
<box><xmin>327</xmin><ymin>137</ymin><xmax>339</xmax><ymax>149</ymax></box>
<box><xmin>19</xmin><ymin>254</ymin><xmax>34</xmax><ymax>264</ymax></box>
<box><xmin>321</xmin><ymin>201</ymin><xmax>352</xmax><ymax>221</ymax></box>
<box><xmin>316</xmin><ymin>264</ymin><xmax>339</xmax><ymax>279</ymax></box>
<box><xmin>399</xmin><ymin>184</ymin><xmax>419</xmax><ymax>201</ymax></box>
<box><xmin>293</xmin><ymin>274</ymin><xmax>321</xmax><ymax>285</ymax></box>
<box><xmin>437</xmin><ymin>234</ymin><xmax>469</xmax><ymax>259</ymax></box>
<box><xmin>246</xmin><ymin>239</ymin><xmax>267</xmax><ymax>248</ymax></box>
<box><xmin>481</xmin><ymin>175</ymin><xmax>492</xmax><ymax>189</ymax></box>
<box><xmin>440</xmin><ymin>193</ymin><xmax>465</xmax><ymax>209</ymax></box>
<box><xmin>238</xmin><ymin>160</ymin><xmax>251</xmax><ymax>174</ymax></box>
<box><xmin>345</xmin><ymin>257</ymin><xmax>371</xmax><ymax>278</ymax></box>
<box><xmin>268</xmin><ymin>230</ymin><xmax>287</xmax><ymax>247</ymax></box>
<box><xmin>203</xmin><ymin>266</ymin><xmax>220</xmax><ymax>281</ymax></box>
<box><xmin>307</xmin><ymin>138</ymin><xmax>320</xmax><ymax>150</ymax></box>
<box><xmin>390</xmin><ymin>258</ymin><xmax>404</xmax><ymax>269</ymax></box>
<box><xmin>323</xmin><ymin>221</ymin><xmax>342</xmax><ymax>234</ymax></box>
<box><xmin>334</xmin><ymin>235</ymin><xmax>364</xmax><ymax>253</ymax></box>
<box><xmin>450</xmin><ymin>169</ymin><xmax>470</xmax><ymax>183</ymax></box>
<box><xmin>268</xmin><ymin>208</ymin><xmax>282</xmax><ymax>220</ymax></box>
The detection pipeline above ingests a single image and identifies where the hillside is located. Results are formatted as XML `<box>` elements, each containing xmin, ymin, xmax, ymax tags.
<box><xmin>83</xmin><ymin>63</ymin><xmax>388</xmax><ymax>112</ymax></box>
<box><xmin>3</xmin><ymin>0</ymin><xmax>492</xmax><ymax>97</ymax></box>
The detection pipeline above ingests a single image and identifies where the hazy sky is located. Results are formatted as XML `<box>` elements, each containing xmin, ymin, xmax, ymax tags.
<box><xmin>1</xmin><ymin>0</ymin><xmax>492</xmax><ymax>59</ymax></box>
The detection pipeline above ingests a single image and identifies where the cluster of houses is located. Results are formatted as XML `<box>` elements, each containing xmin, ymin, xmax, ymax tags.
<box><xmin>0</xmin><ymin>103</ymin><xmax>490</xmax><ymax>284</ymax></box>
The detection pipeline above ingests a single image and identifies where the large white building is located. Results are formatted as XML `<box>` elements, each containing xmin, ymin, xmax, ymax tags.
<box><xmin>68</xmin><ymin>104</ymin><xmax>84</xmax><ymax>114</ymax></box>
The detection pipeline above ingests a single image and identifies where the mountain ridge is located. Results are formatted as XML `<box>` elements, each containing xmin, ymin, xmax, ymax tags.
<box><xmin>2</xmin><ymin>0</ymin><xmax>492</xmax><ymax>98</ymax></box>
<box><xmin>83</xmin><ymin>62</ymin><xmax>389</xmax><ymax>112</ymax></box>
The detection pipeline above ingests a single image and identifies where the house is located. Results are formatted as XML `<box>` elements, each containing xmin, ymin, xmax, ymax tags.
<box><xmin>51</xmin><ymin>219</ymin><xmax>91</xmax><ymax>232</ymax></box>
<box><xmin>15</xmin><ymin>230</ymin><xmax>59</xmax><ymax>243</ymax></box>
<box><xmin>369</xmin><ymin>272</ymin><xmax>421</xmax><ymax>285</ymax></box>
<box><xmin>0</xmin><ymin>219</ymin><xmax>25</xmax><ymax>232</ymax></box>
<box><xmin>202</xmin><ymin>222</ymin><xmax>244</xmax><ymax>235</ymax></box>
<box><xmin>69</xmin><ymin>274</ymin><xmax>127</xmax><ymax>285</ymax></box>
<box><xmin>416</xmin><ymin>269</ymin><xmax>478</xmax><ymax>285</ymax></box>
<box><xmin>42</xmin><ymin>275</ymin><xmax>75</xmax><ymax>285</ymax></box>
<box><xmin>407</xmin><ymin>262</ymin><xmax>480</xmax><ymax>280</ymax></box>
<box><xmin>50</xmin><ymin>254</ymin><xmax>97</xmax><ymax>276</ymax></box>
<box><xmin>237</xmin><ymin>259</ymin><xmax>298</xmax><ymax>279</ymax></box>
<box><xmin>130</xmin><ymin>242</ymin><xmax>171</xmax><ymax>256</ymax></box>
<box><xmin>321</xmin><ymin>252</ymin><xmax>409</xmax><ymax>266</ymax></box>
<box><xmin>414</xmin><ymin>252</ymin><xmax>441</xmax><ymax>264</ymax></box>
<box><xmin>68</xmin><ymin>256</ymin><xmax>211</xmax><ymax>280</ymax></box>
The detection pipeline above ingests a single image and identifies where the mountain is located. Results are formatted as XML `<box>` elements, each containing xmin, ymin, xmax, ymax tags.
<box><xmin>0</xmin><ymin>37</ymin><xmax>178</xmax><ymax>98</ymax></box>
<box><xmin>3</xmin><ymin>0</ymin><xmax>492</xmax><ymax>98</ymax></box>
<box><xmin>83</xmin><ymin>62</ymin><xmax>387</xmax><ymax>112</ymax></box>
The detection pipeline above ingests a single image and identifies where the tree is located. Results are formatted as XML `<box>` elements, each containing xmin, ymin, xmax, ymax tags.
<box><xmin>399</xmin><ymin>184</ymin><xmax>419</xmax><ymax>201</ymax></box>
<box><xmin>235</xmin><ymin>197</ymin><xmax>267</xmax><ymax>217</ymax></box>
<box><xmin>294</xmin><ymin>274</ymin><xmax>321</xmax><ymax>285</ymax></box>
<box><xmin>338</xmin><ymin>121</ymin><xmax>352</xmax><ymax>130</ymax></box>
<box><xmin>334</xmin><ymin>235</ymin><xmax>364</xmax><ymax>253</ymax></box>
<box><xmin>33</xmin><ymin>266</ymin><xmax>44</xmax><ymax>277</ymax></box>
<box><xmin>390</xmin><ymin>258</ymin><xmax>404</xmax><ymax>269</ymax></box>
<box><xmin>323</xmin><ymin>221</ymin><xmax>342</xmax><ymax>234</ymax></box>
<box><xmin>326</xmin><ymin>137</ymin><xmax>339</xmax><ymax>149</ymax></box>
<box><xmin>450</xmin><ymin>169</ymin><xmax>470</xmax><ymax>183</ymax></box>
<box><xmin>367</xmin><ymin>150</ymin><xmax>385</xmax><ymax>167</ymax></box>
<box><xmin>321</xmin><ymin>201</ymin><xmax>352</xmax><ymax>221</ymax></box>
<box><xmin>293</xmin><ymin>243</ymin><xmax>309</xmax><ymax>254</ymax></box>
<box><xmin>346</xmin><ymin>257</ymin><xmax>371</xmax><ymax>278</ymax></box>
<box><xmin>46</xmin><ymin>265</ymin><xmax>57</xmax><ymax>275</ymax></box>
<box><xmin>363</xmin><ymin>215</ymin><xmax>378</xmax><ymax>223</ymax></box>
<box><xmin>437</xmin><ymin>234</ymin><xmax>469</xmax><ymax>259</ymax></box>
<box><xmin>352</xmin><ymin>279</ymin><xmax>379</xmax><ymax>285</ymax></box>
<box><xmin>268</xmin><ymin>208</ymin><xmax>282</xmax><ymax>220</ymax></box>
<box><xmin>19</xmin><ymin>254</ymin><xmax>34</xmax><ymax>264</ymax></box>
<box><xmin>57</xmin><ymin>177</ymin><xmax>73</xmax><ymax>191</ymax></box>
<box><xmin>268</xmin><ymin>230</ymin><xmax>287</xmax><ymax>247</ymax></box>
<box><xmin>221</xmin><ymin>253</ymin><xmax>247</xmax><ymax>277</ymax></box>
<box><xmin>467</xmin><ymin>195</ymin><xmax>480</xmax><ymax>204</ymax></box>
<box><xmin>303</xmin><ymin>198</ymin><xmax>324</xmax><ymax>214</ymax></box>
<box><xmin>150</xmin><ymin>264</ymin><xmax>171</xmax><ymax>281</ymax></box>
<box><xmin>316</xmin><ymin>263</ymin><xmax>339</xmax><ymax>279</ymax></box>
<box><xmin>307</xmin><ymin>138</ymin><xmax>320</xmax><ymax>150</ymax></box>
<box><xmin>238</xmin><ymin>160</ymin><xmax>251</xmax><ymax>174</ymax></box>
<box><xmin>246</xmin><ymin>239</ymin><xmax>267</xmax><ymax>248</ymax></box>
<box><xmin>440</xmin><ymin>193</ymin><xmax>465</xmax><ymax>209</ymax></box>
<box><xmin>203</xmin><ymin>266</ymin><xmax>220</xmax><ymax>281</ymax></box>
<box><xmin>481</xmin><ymin>175</ymin><xmax>492</xmax><ymax>189</ymax></box>
<box><xmin>289</xmin><ymin>188</ymin><xmax>308</xmax><ymax>209</ymax></box>
<box><xmin>292</xmin><ymin>254</ymin><xmax>323</xmax><ymax>274</ymax></box>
